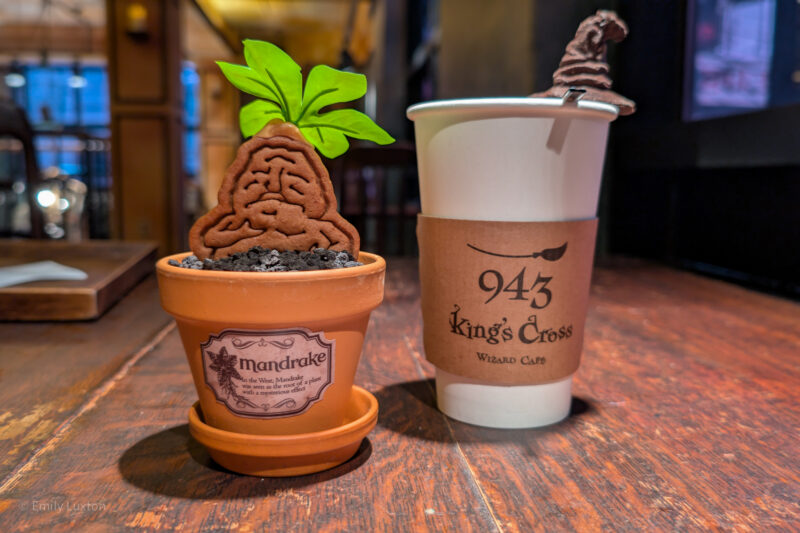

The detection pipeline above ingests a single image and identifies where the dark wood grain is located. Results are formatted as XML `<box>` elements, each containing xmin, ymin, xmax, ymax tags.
<box><xmin>0</xmin><ymin>275</ymin><xmax>171</xmax><ymax>481</ymax></box>
<box><xmin>439</xmin><ymin>259</ymin><xmax>800</xmax><ymax>532</ymax></box>
<box><xmin>0</xmin><ymin>239</ymin><xmax>158</xmax><ymax>320</ymax></box>
<box><xmin>0</xmin><ymin>258</ymin><xmax>797</xmax><ymax>532</ymax></box>
<box><xmin>0</xmin><ymin>259</ymin><xmax>498</xmax><ymax>532</ymax></box>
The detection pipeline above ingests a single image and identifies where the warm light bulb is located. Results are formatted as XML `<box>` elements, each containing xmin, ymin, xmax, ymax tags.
<box><xmin>125</xmin><ymin>3</ymin><xmax>149</xmax><ymax>34</ymax></box>
<box><xmin>36</xmin><ymin>189</ymin><xmax>57</xmax><ymax>208</ymax></box>
<box><xmin>4</xmin><ymin>73</ymin><xmax>25</xmax><ymax>88</ymax></box>
<box><xmin>67</xmin><ymin>75</ymin><xmax>87</xmax><ymax>89</ymax></box>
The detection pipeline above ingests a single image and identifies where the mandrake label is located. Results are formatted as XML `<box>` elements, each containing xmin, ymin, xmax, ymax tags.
<box><xmin>201</xmin><ymin>327</ymin><xmax>335</xmax><ymax>418</ymax></box>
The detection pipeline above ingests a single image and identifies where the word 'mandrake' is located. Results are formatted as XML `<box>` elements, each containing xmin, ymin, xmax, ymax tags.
<box><xmin>239</xmin><ymin>352</ymin><xmax>327</xmax><ymax>373</ymax></box>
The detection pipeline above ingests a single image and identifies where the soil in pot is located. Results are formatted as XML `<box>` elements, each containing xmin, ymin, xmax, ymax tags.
<box><xmin>168</xmin><ymin>246</ymin><xmax>362</xmax><ymax>272</ymax></box>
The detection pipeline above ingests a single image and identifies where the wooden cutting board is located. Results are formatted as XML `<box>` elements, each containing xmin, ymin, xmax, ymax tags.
<box><xmin>0</xmin><ymin>239</ymin><xmax>158</xmax><ymax>321</ymax></box>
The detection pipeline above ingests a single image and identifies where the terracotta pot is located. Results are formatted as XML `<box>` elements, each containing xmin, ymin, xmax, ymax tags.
<box><xmin>187</xmin><ymin>385</ymin><xmax>378</xmax><ymax>476</ymax></box>
<box><xmin>156</xmin><ymin>252</ymin><xmax>385</xmax><ymax>437</ymax></box>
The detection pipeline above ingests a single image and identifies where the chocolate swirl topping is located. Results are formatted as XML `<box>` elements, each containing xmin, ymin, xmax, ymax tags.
<box><xmin>532</xmin><ymin>10</ymin><xmax>636</xmax><ymax>115</ymax></box>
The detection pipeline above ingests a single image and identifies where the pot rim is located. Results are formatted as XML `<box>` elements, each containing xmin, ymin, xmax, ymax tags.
<box><xmin>156</xmin><ymin>250</ymin><xmax>385</xmax><ymax>282</ymax></box>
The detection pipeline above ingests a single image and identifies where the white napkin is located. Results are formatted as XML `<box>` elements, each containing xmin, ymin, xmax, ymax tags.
<box><xmin>0</xmin><ymin>261</ymin><xmax>89</xmax><ymax>288</ymax></box>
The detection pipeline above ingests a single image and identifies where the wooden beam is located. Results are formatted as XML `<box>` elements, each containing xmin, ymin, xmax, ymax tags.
<box><xmin>191</xmin><ymin>0</ymin><xmax>242</xmax><ymax>54</ymax></box>
<box><xmin>106</xmin><ymin>0</ymin><xmax>185</xmax><ymax>255</ymax></box>
<box><xmin>0</xmin><ymin>24</ymin><xmax>105</xmax><ymax>55</ymax></box>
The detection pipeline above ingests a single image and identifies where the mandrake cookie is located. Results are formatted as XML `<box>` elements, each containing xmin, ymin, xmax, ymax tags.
<box><xmin>190</xmin><ymin>40</ymin><xmax>394</xmax><ymax>260</ymax></box>
<box><xmin>190</xmin><ymin>124</ymin><xmax>359</xmax><ymax>260</ymax></box>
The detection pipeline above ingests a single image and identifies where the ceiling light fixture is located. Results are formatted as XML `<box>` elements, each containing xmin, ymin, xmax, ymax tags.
<box><xmin>4</xmin><ymin>73</ymin><xmax>26</xmax><ymax>88</ymax></box>
<box><xmin>67</xmin><ymin>74</ymin><xmax>87</xmax><ymax>88</ymax></box>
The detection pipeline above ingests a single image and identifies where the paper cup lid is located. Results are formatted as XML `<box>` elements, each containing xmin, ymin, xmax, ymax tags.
<box><xmin>407</xmin><ymin>97</ymin><xmax>619</xmax><ymax>122</ymax></box>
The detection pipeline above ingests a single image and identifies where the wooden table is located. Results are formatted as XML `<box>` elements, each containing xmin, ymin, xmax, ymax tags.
<box><xmin>0</xmin><ymin>240</ymin><xmax>157</xmax><ymax>321</ymax></box>
<box><xmin>0</xmin><ymin>259</ymin><xmax>798</xmax><ymax>531</ymax></box>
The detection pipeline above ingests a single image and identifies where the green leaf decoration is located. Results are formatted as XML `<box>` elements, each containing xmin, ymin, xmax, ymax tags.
<box><xmin>242</xmin><ymin>39</ymin><xmax>303</xmax><ymax>122</ymax></box>
<box><xmin>298</xmin><ymin>126</ymin><xmax>350</xmax><ymax>160</ymax></box>
<box><xmin>300</xmin><ymin>109</ymin><xmax>395</xmax><ymax>158</ymax></box>
<box><xmin>217</xmin><ymin>39</ymin><xmax>394</xmax><ymax>158</ymax></box>
<box><xmin>239</xmin><ymin>100</ymin><xmax>284</xmax><ymax>138</ymax></box>
<box><xmin>298</xmin><ymin>65</ymin><xmax>367</xmax><ymax>121</ymax></box>
<box><xmin>216</xmin><ymin>61</ymin><xmax>285</xmax><ymax>107</ymax></box>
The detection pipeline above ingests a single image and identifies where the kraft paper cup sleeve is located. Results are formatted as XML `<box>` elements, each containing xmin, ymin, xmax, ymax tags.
<box><xmin>417</xmin><ymin>215</ymin><xmax>598</xmax><ymax>386</ymax></box>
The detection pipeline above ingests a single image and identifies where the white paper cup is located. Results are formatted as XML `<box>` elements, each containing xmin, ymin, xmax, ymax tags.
<box><xmin>407</xmin><ymin>97</ymin><xmax>618</xmax><ymax>428</ymax></box>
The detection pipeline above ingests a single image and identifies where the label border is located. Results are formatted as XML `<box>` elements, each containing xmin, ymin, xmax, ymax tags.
<box><xmin>201</xmin><ymin>327</ymin><xmax>335</xmax><ymax>419</ymax></box>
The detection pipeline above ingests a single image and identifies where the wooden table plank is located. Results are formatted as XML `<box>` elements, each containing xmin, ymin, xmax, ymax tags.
<box><xmin>0</xmin><ymin>275</ymin><xmax>172</xmax><ymax>481</ymax></box>
<box><xmin>0</xmin><ymin>240</ymin><xmax>158</xmax><ymax>320</ymax></box>
<box><xmin>444</xmin><ymin>261</ymin><xmax>800</xmax><ymax>532</ymax></box>
<box><xmin>0</xmin><ymin>258</ymin><xmax>797</xmax><ymax>532</ymax></box>
<box><xmin>0</xmin><ymin>260</ymin><xmax>499</xmax><ymax>532</ymax></box>
<box><xmin>590</xmin><ymin>261</ymin><xmax>800</xmax><ymax>380</ymax></box>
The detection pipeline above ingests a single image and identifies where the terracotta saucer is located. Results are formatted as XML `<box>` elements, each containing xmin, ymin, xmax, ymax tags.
<box><xmin>188</xmin><ymin>385</ymin><xmax>378</xmax><ymax>477</ymax></box>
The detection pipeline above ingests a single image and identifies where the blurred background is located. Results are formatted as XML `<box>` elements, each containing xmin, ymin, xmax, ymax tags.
<box><xmin>0</xmin><ymin>0</ymin><xmax>797</xmax><ymax>297</ymax></box>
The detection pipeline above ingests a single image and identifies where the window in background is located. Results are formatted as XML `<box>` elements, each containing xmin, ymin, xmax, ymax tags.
<box><xmin>684</xmin><ymin>0</ymin><xmax>800</xmax><ymax>120</ymax></box>
<box><xmin>19</xmin><ymin>61</ymin><xmax>111</xmax><ymax>238</ymax></box>
<box><xmin>18</xmin><ymin>62</ymin><xmax>109</xmax><ymax>133</ymax></box>
<box><xmin>181</xmin><ymin>61</ymin><xmax>204</xmax><ymax>221</ymax></box>
<box><xmin>25</xmin><ymin>64</ymin><xmax>79</xmax><ymax>126</ymax></box>
<box><xmin>3</xmin><ymin>59</ymin><xmax>202</xmax><ymax>238</ymax></box>
<box><xmin>182</xmin><ymin>61</ymin><xmax>201</xmax><ymax>179</ymax></box>
<box><xmin>80</xmin><ymin>66</ymin><xmax>110</xmax><ymax>128</ymax></box>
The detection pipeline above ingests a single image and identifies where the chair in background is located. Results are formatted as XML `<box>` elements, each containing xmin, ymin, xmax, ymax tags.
<box><xmin>328</xmin><ymin>141</ymin><xmax>419</xmax><ymax>256</ymax></box>
<box><xmin>0</xmin><ymin>99</ymin><xmax>43</xmax><ymax>238</ymax></box>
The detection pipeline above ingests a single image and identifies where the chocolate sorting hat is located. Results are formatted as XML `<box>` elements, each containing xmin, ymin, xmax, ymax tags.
<box><xmin>532</xmin><ymin>10</ymin><xmax>636</xmax><ymax>115</ymax></box>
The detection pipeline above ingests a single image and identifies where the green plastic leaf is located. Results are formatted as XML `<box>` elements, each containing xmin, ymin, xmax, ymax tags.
<box><xmin>216</xmin><ymin>61</ymin><xmax>282</xmax><ymax>104</ymax></box>
<box><xmin>298</xmin><ymin>126</ymin><xmax>350</xmax><ymax>159</ymax></box>
<box><xmin>239</xmin><ymin>100</ymin><xmax>285</xmax><ymax>137</ymax></box>
<box><xmin>301</xmin><ymin>109</ymin><xmax>395</xmax><ymax>144</ymax></box>
<box><xmin>298</xmin><ymin>65</ymin><xmax>367</xmax><ymax>121</ymax></box>
<box><xmin>219</xmin><ymin>40</ymin><xmax>394</xmax><ymax>155</ymax></box>
<box><xmin>298</xmin><ymin>109</ymin><xmax>395</xmax><ymax>158</ymax></box>
<box><xmin>242</xmin><ymin>40</ymin><xmax>302</xmax><ymax>122</ymax></box>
